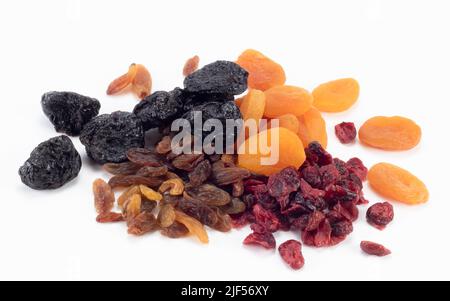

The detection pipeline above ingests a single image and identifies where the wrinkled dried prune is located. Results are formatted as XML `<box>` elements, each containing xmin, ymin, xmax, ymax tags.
<box><xmin>80</xmin><ymin>111</ymin><xmax>144</xmax><ymax>164</ymax></box>
<box><xmin>41</xmin><ymin>91</ymin><xmax>100</xmax><ymax>136</ymax></box>
<box><xmin>180</xmin><ymin>90</ymin><xmax>234</xmax><ymax>111</ymax></box>
<box><xmin>19</xmin><ymin>135</ymin><xmax>81</xmax><ymax>190</ymax></box>
<box><xmin>133</xmin><ymin>89</ymin><xmax>184</xmax><ymax>130</ymax></box>
<box><xmin>184</xmin><ymin>61</ymin><xmax>248</xmax><ymax>95</ymax></box>
<box><xmin>366</xmin><ymin>202</ymin><xmax>394</xmax><ymax>230</ymax></box>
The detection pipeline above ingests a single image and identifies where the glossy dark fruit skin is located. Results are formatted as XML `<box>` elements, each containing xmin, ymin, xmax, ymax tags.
<box><xmin>184</xmin><ymin>61</ymin><xmax>248</xmax><ymax>95</ymax></box>
<box><xmin>133</xmin><ymin>89</ymin><xmax>184</xmax><ymax>131</ymax></box>
<box><xmin>180</xmin><ymin>90</ymin><xmax>234</xmax><ymax>111</ymax></box>
<box><xmin>19</xmin><ymin>135</ymin><xmax>82</xmax><ymax>190</ymax></box>
<box><xmin>41</xmin><ymin>91</ymin><xmax>101</xmax><ymax>136</ymax></box>
<box><xmin>80</xmin><ymin>111</ymin><xmax>144</xmax><ymax>164</ymax></box>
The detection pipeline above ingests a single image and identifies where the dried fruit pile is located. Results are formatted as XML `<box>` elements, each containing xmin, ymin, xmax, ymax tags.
<box><xmin>18</xmin><ymin>49</ymin><xmax>430</xmax><ymax>271</ymax></box>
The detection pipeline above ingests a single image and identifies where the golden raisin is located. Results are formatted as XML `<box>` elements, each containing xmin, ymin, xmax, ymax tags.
<box><xmin>139</xmin><ymin>185</ymin><xmax>163</xmax><ymax>201</ymax></box>
<box><xmin>107</xmin><ymin>64</ymin><xmax>137</xmax><ymax>96</ymax></box>
<box><xmin>238</xmin><ymin>127</ymin><xmax>306</xmax><ymax>176</ymax></box>
<box><xmin>122</xmin><ymin>193</ymin><xmax>142</xmax><ymax>219</ymax></box>
<box><xmin>132</xmin><ymin>64</ymin><xmax>152</xmax><ymax>99</ymax></box>
<box><xmin>312</xmin><ymin>78</ymin><xmax>359</xmax><ymax>112</ymax></box>
<box><xmin>359</xmin><ymin>116</ymin><xmax>421</xmax><ymax>150</ymax></box>
<box><xmin>237</xmin><ymin>49</ymin><xmax>286</xmax><ymax>91</ymax></box>
<box><xmin>118</xmin><ymin>185</ymin><xmax>140</xmax><ymax>208</ymax></box>
<box><xmin>93</xmin><ymin>179</ymin><xmax>115</xmax><ymax>214</ymax></box>
<box><xmin>276</xmin><ymin>114</ymin><xmax>299</xmax><ymax>134</ymax></box>
<box><xmin>159</xmin><ymin>178</ymin><xmax>184</xmax><ymax>196</ymax></box>
<box><xmin>157</xmin><ymin>204</ymin><xmax>176</xmax><ymax>228</ymax></box>
<box><xmin>264</xmin><ymin>85</ymin><xmax>313</xmax><ymax>118</ymax></box>
<box><xmin>368</xmin><ymin>163</ymin><xmax>429</xmax><ymax>205</ymax></box>
<box><xmin>297</xmin><ymin>107</ymin><xmax>328</xmax><ymax>149</ymax></box>
<box><xmin>175</xmin><ymin>211</ymin><xmax>209</xmax><ymax>244</ymax></box>
<box><xmin>240</xmin><ymin>89</ymin><xmax>266</xmax><ymax>122</ymax></box>
<box><xmin>183</xmin><ymin>55</ymin><xmax>200</xmax><ymax>77</ymax></box>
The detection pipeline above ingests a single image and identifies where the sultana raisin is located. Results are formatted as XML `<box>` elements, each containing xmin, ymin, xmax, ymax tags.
<box><xmin>184</xmin><ymin>184</ymin><xmax>231</xmax><ymax>206</ymax></box>
<box><xmin>109</xmin><ymin>175</ymin><xmax>163</xmax><ymax>189</ymax></box>
<box><xmin>141</xmin><ymin>199</ymin><xmax>157</xmax><ymax>213</ymax></box>
<box><xmin>220</xmin><ymin>198</ymin><xmax>246</xmax><ymax>215</ymax></box>
<box><xmin>127</xmin><ymin>211</ymin><xmax>158</xmax><ymax>236</ymax></box>
<box><xmin>103</xmin><ymin>161</ymin><xmax>142</xmax><ymax>176</ymax></box>
<box><xmin>183</xmin><ymin>55</ymin><xmax>200</xmax><ymax>77</ymax></box>
<box><xmin>136</xmin><ymin>165</ymin><xmax>168</xmax><ymax>177</ymax></box>
<box><xmin>278</xmin><ymin>240</ymin><xmax>305</xmax><ymax>270</ymax></box>
<box><xmin>238</xmin><ymin>127</ymin><xmax>306</xmax><ymax>176</ymax></box>
<box><xmin>161</xmin><ymin>221</ymin><xmax>189</xmax><ymax>238</ymax></box>
<box><xmin>360</xmin><ymin>241</ymin><xmax>391</xmax><ymax>256</ymax></box>
<box><xmin>276</xmin><ymin>114</ymin><xmax>299</xmax><ymax>134</ymax></box>
<box><xmin>118</xmin><ymin>185</ymin><xmax>140</xmax><ymax>208</ymax></box>
<box><xmin>122</xmin><ymin>193</ymin><xmax>142</xmax><ymax>219</ymax></box>
<box><xmin>188</xmin><ymin>160</ymin><xmax>212</xmax><ymax>187</ymax></box>
<box><xmin>172</xmin><ymin>154</ymin><xmax>205</xmax><ymax>172</ymax></box>
<box><xmin>211</xmin><ymin>164</ymin><xmax>251</xmax><ymax>186</ymax></box>
<box><xmin>232</xmin><ymin>181</ymin><xmax>244</xmax><ymax>197</ymax></box>
<box><xmin>264</xmin><ymin>85</ymin><xmax>313</xmax><ymax>118</ymax></box>
<box><xmin>127</xmin><ymin>148</ymin><xmax>162</xmax><ymax>167</ymax></box>
<box><xmin>335</xmin><ymin>122</ymin><xmax>357</xmax><ymax>144</ymax></box>
<box><xmin>132</xmin><ymin>64</ymin><xmax>152</xmax><ymax>99</ymax></box>
<box><xmin>239</xmin><ymin>89</ymin><xmax>266</xmax><ymax>122</ymax></box>
<box><xmin>139</xmin><ymin>185</ymin><xmax>163</xmax><ymax>201</ymax></box>
<box><xmin>236</xmin><ymin>49</ymin><xmax>286</xmax><ymax>91</ymax></box>
<box><xmin>107</xmin><ymin>64</ymin><xmax>137</xmax><ymax>96</ymax></box>
<box><xmin>175</xmin><ymin>210</ymin><xmax>209</xmax><ymax>243</ymax></box>
<box><xmin>368</xmin><ymin>163</ymin><xmax>428</xmax><ymax>204</ymax></box>
<box><xmin>155</xmin><ymin>136</ymin><xmax>172</xmax><ymax>154</ymax></box>
<box><xmin>157</xmin><ymin>204</ymin><xmax>176</xmax><ymax>228</ymax></box>
<box><xmin>297</xmin><ymin>108</ymin><xmax>328</xmax><ymax>149</ymax></box>
<box><xmin>359</xmin><ymin>116</ymin><xmax>422</xmax><ymax>150</ymax></box>
<box><xmin>159</xmin><ymin>178</ymin><xmax>184</xmax><ymax>196</ymax></box>
<box><xmin>312</xmin><ymin>78</ymin><xmax>359</xmax><ymax>112</ymax></box>
<box><xmin>93</xmin><ymin>179</ymin><xmax>115</xmax><ymax>214</ymax></box>
<box><xmin>96</xmin><ymin>212</ymin><xmax>124</xmax><ymax>223</ymax></box>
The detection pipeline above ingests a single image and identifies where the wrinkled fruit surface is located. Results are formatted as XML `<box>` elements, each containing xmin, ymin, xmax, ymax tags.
<box><xmin>366</xmin><ymin>202</ymin><xmax>394</xmax><ymax>230</ymax></box>
<box><xmin>359</xmin><ymin>116</ymin><xmax>421</xmax><ymax>150</ymax></box>
<box><xmin>80</xmin><ymin>111</ymin><xmax>144</xmax><ymax>164</ymax></box>
<box><xmin>264</xmin><ymin>85</ymin><xmax>313</xmax><ymax>118</ymax></box>
<box><xmin>278</xmin><ymin>240</ymin><xmax>305</xmax><ymax>270</ymax></box>
<box><xmin>41</xmin><ymin>91</ymin><xmax>101</xmax><ymax>136</ymax></box>
<box><xmin>335</xmin><ymin>122</ymin><xmax>356</xmax><ymax>144</ymax></box>
<box><xmin>19</xmin><ymin>135</ymin><xmax>82</xmax><ymax>190</ymax></box>
<box><xmin>368</xmin><ymin>163</ymin><xmax>428</xmax><ymax>204</ymax></box>
<box><xmin>297</xmin><ymin>108</ymin><xmax>328</xmax><ymax>149</ymax></box>
<box><xmin>107</xmin><ymin>64</ymin><xmax>152</xmax><ymax>99</ymax></box>
<box><xmin>360</xmin><ymin>241</ymin><xmax>391</xmax><ymax>256</ymax></box>
<box><xmin>240</xmin><ymin>89</ymin><xmax>266</xmax><ymax>122</ymax></box>
<box><xmin>183</xmin><ymin>55</ymin><xmax>200</xmax><ymax>77</ymax></box>
<box><xmin>312</xmin><ymin>78</ymin><xmax>359</xmax><ymax>112</ymax></box>
<box><xmin>236</xmin><ymin>49</ymin><xmax>286</xmax><ymax>91</ymax></box>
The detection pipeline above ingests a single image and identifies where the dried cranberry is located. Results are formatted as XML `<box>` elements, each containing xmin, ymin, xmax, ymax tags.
<box><xmin>360</xmin><ymin>241</ymin><xmax>391</xmax><ymax>256</ymax></box>
<box><xmin>319</xmin><ymin>164</ymin><xmax>341</xmax><ymax>188</ymax></box>
<box><xmin>231</xmin><ymin>211</ymin><xmax>253</xmax><ymax>228</ymax></box>
<box><xmin>305</xmin><ymin>211</ymin><xmax>326</xmax><ymax>231</ymax></box>
<box><xmin>335</xmin><ymin>122</ymin><xmax>357</xmax><ymax>144</ymax></box>
<box><xmin>334</xmin><ymin>201</ymin><xmax>359</xmax><ymax>222</ymax></box>
<box><xmin>331</xmin><ymin>220</ymin><xmax>353</xmax><ymax>236</ymax></box>
<box><xmin>325</xmin><ymin>185</ymin><xmax>358</xmax><ymax>204</ymax></box>
<box><xmin>243</xmin><ymin>231</ymin><xmax>276</xmax><ymax>249</ymax></box>
<box><xmin>301</xmin><ymin>164</ymin><xmax>321</xmax><ymax>188</ymax></box>
<box><xmin>346</xmin><ymin>158</ymin><xmax>368</xmax><ymax>181</ymax></box>
<box><xmin>366</xmin><ymin>202</ymin><xmax>394</xmax><ymax>230</ymax></box>
<box><xmin>313</xmin><ymin>219</ymin><xmax>332</xmax><ymax>247</ymax></box>
<box><xmin>305</xmin><ymin>142</ymin><xmax>333</xmax><ymax>166</ymax></box>
<box><xmin>300</xmin><ymin>179</ymin><xmax>325</xmax><ymax>199</ymax></box>
<box><xmin>267</xmin><ymin>167</ymin><xmax>301</xmax><ymax>199</ymax></box>
<box><xmin>252</xmin><ymin>204</ymin><xmax>280</xmax><ymax>233</ymax></box>
<box><xmin>278</xmin><ymin>240</ymin><xmax>305</xmax><ymax>270</ymax></box>
<box><xmin>333</xmin><ymin>158</ymin><xmax>348</xmax><ymax>176</ymax></box>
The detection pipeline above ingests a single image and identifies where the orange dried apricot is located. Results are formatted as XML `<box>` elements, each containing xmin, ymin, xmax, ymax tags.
<box><xmin>297</xmin><ymin>107</ymin><xmax>328</xmax><ymax>148</ymax></box>
<box><xmin>238</xmin><ymin>127</ymin><xmax>306</xmax><ymax>176</ymax></box>
<box><xmin>235</xmin><ymin>96</ymin><xmax>244</xmax><ymax>108</ymax></box>
<box><xmin>264</xmin><ymin>85</ymin><xmax>313</xmax><ymax>118</ymax></box>
<box><xmin>312</xmin><ymin>78</ymin><xmax>359</xmax><ymax>112</ymax></box>
<box><xmin>276</xmin><ymin>114</ymin><xmax>299</xmax><ymax>134</ymax></box>
<box><xmin>359</xmin><ymin>116</ymin><xmax>421</xmax><ymax>150</ymax></box>
<box><xmin>240</xmin><ymin>89</ymin><xmax>266</xmax><ymax>122</ymax></box>
<box><xmin>368</xmin><ymin>163</ymin><xmax>429</xmax><ymax>204</ymax></box>
<box><xmin>236</xmin><ymin>49</ymin><xmax>286</xmax><ymax>91</ymax></box>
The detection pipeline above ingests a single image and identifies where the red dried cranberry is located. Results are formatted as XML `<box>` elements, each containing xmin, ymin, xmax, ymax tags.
<box><xmin>313</xmin><ymin>219</ymin><xmax>332</xmax><ymax>247</ymax></box>
<box><xmin>231</xmin><ymin>211</ymin><xmax>253</xmax><ymax>228</ymax></box>
<box><xmin>325</xmin><ymin>185</ymin><xmax>358</xmax><ymax>204</ymax></box>
<box><xmin>291</xmin><ymin>214</ymin><xmax>310</xmax><ymax>231</ymax></box>
<box><xmin>278</xmin><ymin>240</ymin><xmax>305</xmax><ymax>270</ymax></box>
<box><xmin>334</xmin><ymin>201</ymin><xmax>359</xmax><ymax>222</ymax></box>
<box><xmin>360</xmin><ymin>241</ymin><xmax>391</xmax><ymax>256</ymax></box>
<box><xmin>305</xmin><ymin>211</ymin><xmax>326</xmax><ymax>231</ymax></box>
<box><xmin>305</xmin><ymin>142</ymin><xmax>333</xmax><ymax>166</ymax></box>
<box><xmin>253</xmin><ymin>204</ymin><xmax>280</xmax><ymax>233</ymax></box>
<box><xmin>346</xmin><ymin>158</ymin><xmax>368</xmax><ymax>181</ymax></box>
<box><xmin>300</xmin><ymin>179</ymin><xmax>325</xmax><ymax>199</ymax></box>
<box><xmin>335</xmin><ymin>122</ymin><xmax>357</xmax><ymax>144</ymax></box>
<box><xmin>366</xmin><ymin>202</ymin><xmax>394</xmax><ymax>230</ymax></box>
<box><xmin>331</xmin><ymin>220</ymin><xmax>353</xmax><ymax>236</ymax></box>
<box><xmin>301</xmin><ymin>164</ymin><xmax>321</xmax><ymax>188</ymax></box>
<box><xmin>333</xmin><ymin>158</ymin><xmax>349</xmax><ymax>176</ymax></box>
<box><xmin>243</xmin><ymin>231</ymin><xmax>276</xmax><ymax>249</ymax></box>
<box><xmin>319</xmin><ymin>164</ymin><xmax>341</xmax><ymax>188</ymax></box>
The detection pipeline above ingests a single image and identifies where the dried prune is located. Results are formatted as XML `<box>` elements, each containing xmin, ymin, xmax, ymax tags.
<box><xmin>19</xmin><ymin>135</ymin><xmax>82</xmax><ymax>190</ymax></box>
<box><xmin>161</xmin><ymin>221</ymin><xmax>189</xmax><ymax>238</ymax></box>
<box><xmin>41</xmin><ymin>91</ymin><xmax>101</xmax><ymax>136</ymax></box>
<box><xmin>133</xmin><ymin>89</ymin><xmax>184</xmax><ymax>130</ymax></box>
<box><xmin>184</xmin><ymin>60</ymin><xmax>248</xmax><ymax>95</ymax></box>
<box><xmin>360</xmin><ymin>241</ymin><xmax>391</xmax><ymax>256</ymax></box>
<box><xmin>278</xmin><ymin>240</ymin><xmax>304</xmax><ymax>270</ymax></box>
<box><xmin>80</xmin><ymin>111</ymin><xmax>144</xmax><ymax>164</ymax></box>
<box><xmin>127</xmin><ymin>212</ymin><xmax>158</xmax><ymax>236</ymax></box>
<box><xmin>184</xmin><ymin>184</ymin><xmax>231</xmax><ymax>206</ymax></box>
<box><xmin>127</xmin><ymin>148</ymin><xmax>162</xmax><ymax>167</ymax></box>
<box><xmin>103</xmin><ymin>161</ymin><xmax>142</xmax><ymax>176</ymax></box>
<box><xmin>335</xmin><ymin>122</ymin><xmax>357</xmax><ymax>144</ymax></box>
<box><xmin>366</xmin><ymin>202</ymin><xmax>394</xmax><ymax>230</ymax></box>
<box><xmin>183</xmin><ymin>55</ymin><xmax>200</xmax><ymax>77</ymax></box>
<box><xmin>180</xmin><ymin>90</ymin><xmax>234</xmax><ymax>111</ymax></box>
<box><xmin>243</xmin><ymin>231</ymin><xmax>276</xmax><ymax>249</ymax></box>
<box><xmin>108</xmin><ymin>175</ymin><xmax>163</xmax><ymax>189</ymax></box>
<box><xmin>93</xmin><ymin>179</ymin><xmax>115</xmax><ymax>214</ymax></box>
<box><xmin>188</xmin><ymin>160</ymin><xmax>212</xmax><ymax>186</ymax></box>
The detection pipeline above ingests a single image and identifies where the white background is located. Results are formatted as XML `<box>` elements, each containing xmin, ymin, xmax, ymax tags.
<box><xmin>1</xmin><ymin>0</ymin><xmax>449</xmax><ymax>281</ymax></box>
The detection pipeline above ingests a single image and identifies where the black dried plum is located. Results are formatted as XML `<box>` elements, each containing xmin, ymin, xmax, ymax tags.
<box><xmin>180</xmin><ymin>90</ymin><xmax>234</xmax><ymax>111</ymax></box>
<box><xmin>184</xmin><ymin>61</ymin><xmax>248</xmax><ymax>95</ymax></box>
<box><xmin>19</xmin><ymin>135</ymin><xmax>82</xmax><ymax>190</ymax></box>
<box><xmin>133</xmin><ymin>89</ymin><xmax>184</xmax><ymax>130</ymax></box>
<box><xmin>41</xmin><ymin>91</ymin><xmax>101</xmax><ymax>136</ymax></box>
<box><xmin>80</xmin><ymin>111</ymin><xmax>144</xmax><ymax>164</ymax></box>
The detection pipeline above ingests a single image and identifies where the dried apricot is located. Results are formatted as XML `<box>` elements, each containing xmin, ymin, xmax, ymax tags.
<box><xmin>297</xmin><ymin>107</ymin><xmax>328</xmax><ymax>149</ymax></box>
<box><xmin>235</xmin><ymin>97</ymin><xmax>244</xmax><ymax>108</ymax></box>
<box><xmin>240</xmin><ymin>89</ymin><xmax>266</xmax><ymax>122</ymax></box>
<box><xmin>276</xmin><ymin>114</ymin><xmax>300</xmax><ymax>134</ymax></box>
<box><xmin>175</xmin><ymin>211</ymin><xmax>209</xmax><ymax>244</ymax></box>
<box><xmin>238</xmin><ymin>127</ymin><xmax>306</xmax><ymax>176</ymax></box>
<box><xmin>264</xmin><ymin>85</ymin><xmax>313</xmax><ymax>118</ymax></box>
<box><xmin>368</xmin><ymin>163</ymin><xmax>429</xmax><ymax>204</ymax></box>
<box><xmin>312</xmin><ymin>78</ymin><xmax>359</xmax><ymax>112</ymax></box>
<box><xmin>236</xmin><ymin>49</ymin><xmax>286</xmax><ymax>91</ymax></box>
<box><xmin>359</xmin><ymin>116</ymin><xmax>421</xmax><ymax>150</ymax></box>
